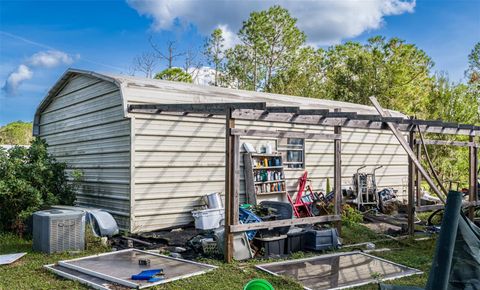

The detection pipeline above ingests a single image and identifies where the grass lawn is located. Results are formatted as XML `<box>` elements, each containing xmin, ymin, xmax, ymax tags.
<box><xmin>0</xmin><ymin>224</ymin><xmax>435</xmax><ymax>290</ymax></box>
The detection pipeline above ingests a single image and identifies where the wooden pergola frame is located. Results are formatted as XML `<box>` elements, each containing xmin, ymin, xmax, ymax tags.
<box><xmin>129</xmin><ymin>101</ymin><xmax>479</xmax><ymax>262</ymax></box>
<box><xmin>412</xmin><ymin>136</ymin><xmax>479</xmax><ymax>221</ymax></box>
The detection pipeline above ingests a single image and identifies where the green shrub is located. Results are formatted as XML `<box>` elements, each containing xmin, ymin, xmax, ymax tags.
<box><xmin>0</xmin><ymin>138</ymin><xmax>80</xmax><ymax>234</ymax></box>
<box><xmin>341</xmin><ymin>204</ymin><xmax>363</xmax><ymax>226</ymax></box>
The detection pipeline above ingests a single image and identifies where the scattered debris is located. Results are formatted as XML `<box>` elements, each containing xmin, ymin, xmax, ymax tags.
<box><xmin>0</xmin><ymin>252</ymin><xmax>26</xmax><ymax>265</ymax></box>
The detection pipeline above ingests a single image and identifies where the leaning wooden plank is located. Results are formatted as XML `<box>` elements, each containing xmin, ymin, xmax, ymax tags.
<box><xmin>369</xmin><ymin>96</ymin><xmax>446</xmax><ymax>204</ymax></box>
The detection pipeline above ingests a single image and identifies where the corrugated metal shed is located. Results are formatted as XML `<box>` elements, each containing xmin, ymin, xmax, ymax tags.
<box><xmin>34</xmin><ymin>69</ymin><xmax>408</xmax><ymax>232</ymax></box>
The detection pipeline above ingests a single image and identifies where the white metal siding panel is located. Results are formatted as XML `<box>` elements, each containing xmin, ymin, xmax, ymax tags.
<box><xmin>132</xmin><ymin>113</ymin><xmax>408</xmax><ymax>232</ymax></box>
<box><xmin>38</xmin><ymin>75</ymin><xmax>131</xmax><ymax>230</ymax></box>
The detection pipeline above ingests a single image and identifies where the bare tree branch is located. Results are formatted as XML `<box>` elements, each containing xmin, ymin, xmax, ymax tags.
<box><xmin>149</xmin><ymin>36</ymin><xmax>186</xmax><ymax>68</ymax></box>
<box><xmin>131</xmin><ymin>51</ymin><xmax>158</xmax><ymax>78</ymax></box>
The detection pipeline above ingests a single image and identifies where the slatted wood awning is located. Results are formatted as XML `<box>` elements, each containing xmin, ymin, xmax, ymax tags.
<box><xmin>128</xmin><ymin>102</ymin><xmax>480</xmax><ymax>136</ymax></box>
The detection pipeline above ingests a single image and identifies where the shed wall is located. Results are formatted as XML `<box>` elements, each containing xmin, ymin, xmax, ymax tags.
<box><xmin>131</xmin><ymin>113</ymin><xmax>408</xmax><ymax>232</ymax></box>
<box><xmin>38</xmin><ymin>75</ymin><xmax>132</xmax><ymax>230</ymax></box>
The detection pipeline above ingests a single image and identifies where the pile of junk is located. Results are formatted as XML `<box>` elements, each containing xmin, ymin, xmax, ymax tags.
<box><xmin>188</xmin><ymin>191</ymin><xmax>340</xmax><ymax>261</ymax></box>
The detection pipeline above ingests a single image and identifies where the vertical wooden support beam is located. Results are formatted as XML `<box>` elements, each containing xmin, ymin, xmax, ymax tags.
<box><xmin>333</xmin><ymin>109</ymin><xmax>342</xmax><ymax>234</ymax></box>
<box><xmin>416</xmin><ymin>141</ymin><xmax>422</xmax><ymax>207</ymax></box>
<box><xmin>233</xmin><ymin>135</ymin><xmax>240</xmax><ymax>226</ymax></box>
<box><xmin>224</xmin><ymin>108</ymin><xmax>235</xmax><ymax>263</ymax></box>
<box><xmin>407</xmin><ymin>130</ymin><xmax>415</xmax><ymax>235</ymax></box>
<box><xmin>468</xmin><ymin>135</ymin><xmax>477</xmax><ymax>221</ymax></box>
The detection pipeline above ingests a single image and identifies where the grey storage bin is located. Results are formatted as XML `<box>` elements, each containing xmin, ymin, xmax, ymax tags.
<box><xmin>33</xmin><ymin>209</ymin><xmax>85</xmax><ymax>254</ymax></box>
<box><xmin>304</xmin><ymin>228</ymin><xmax>338</xmax><ymax>251</ymax></box>
<box><xmin>233</xmin><ymin>233</ymin><xmax>253</xmax><ymax>260</ymax></box>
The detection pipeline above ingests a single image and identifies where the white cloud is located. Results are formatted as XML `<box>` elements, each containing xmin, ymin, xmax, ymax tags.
<box><xmin>127</xmin><ymin>0</ymin><xmax>416</xmax><ymax>45</ymax></box>
<box><xmin>2</xmin><ymin>50</ymin><xmax>76</xmax><ymax>95</ymax></box>
<box><xmin>28</xmin><ymin>50</ymin><xmax>74</xmax><ymax>68</ymax></box>
<box><xmin>2</xmin><ymin>65</ymin><xmax>33</xmax><ymax>95</ymax></box>
<box><xmin>216</xmin><ymin>24</ymin><xmax>240</xmax><ymax>49</ymax></box>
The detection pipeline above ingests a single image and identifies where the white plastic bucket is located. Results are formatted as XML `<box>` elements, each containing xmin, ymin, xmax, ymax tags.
<box><xmin>191</xmin><ymin>208</ymin><xmax>225</xmax><ymax>230</ymax></box>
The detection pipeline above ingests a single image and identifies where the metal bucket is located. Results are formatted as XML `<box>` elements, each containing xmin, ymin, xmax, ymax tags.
<box><xmin>203</xmin><ymin>192</ymin><xmax>223</xmax><ymax>209</ymax></box>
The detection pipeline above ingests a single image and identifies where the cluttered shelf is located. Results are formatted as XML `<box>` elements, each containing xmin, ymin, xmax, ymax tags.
<box><xmin>257</xmin><ymin>191</ymin><xmax>287</xmax><ymax>195</ymax></box>
<box><xmin>252</xmin><ymin>166</ymin><xmax>284</xmax><ymax>170</ymax></box>
<box><xmin>254</xmin><ymin>180</ymin><xmax>286</xmax><ymax>184</ymax></box>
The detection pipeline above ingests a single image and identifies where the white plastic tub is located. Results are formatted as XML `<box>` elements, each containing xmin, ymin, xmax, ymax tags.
<box><xmin>191</xmin><ymin>208</ymin><xmax>225</xmax><ymax>230</ymax></box>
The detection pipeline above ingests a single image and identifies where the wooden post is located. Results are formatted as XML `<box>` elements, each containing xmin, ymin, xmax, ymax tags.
<box><xmin>333</xmin><ymin>109</ymin><xmax>342</xmax><ymax>234</ymax></box>
<box><xmin>468</xmin><ymin>135</ymin><xmax>478</xmax><ymax>221</ymax></box>
<box><xmin>224</xmin><ymin>107</ymin><xmax>235</xmax><ymax>263</ymax></box>
<box><xmin>416</xmin><ymin>141</ymin><xmax>422</xmax><ymax>207</ymax></box>
<box><xmin>407</xmin><ymin>130</ymin><xmax>415</xmax><ymax>235</ymax></box>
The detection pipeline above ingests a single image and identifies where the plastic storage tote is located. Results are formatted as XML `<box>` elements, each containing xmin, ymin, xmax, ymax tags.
<box><xmin>191</xmin><ymin>208</ymin><xmax>224</xmax><ymax>230</ymax></box>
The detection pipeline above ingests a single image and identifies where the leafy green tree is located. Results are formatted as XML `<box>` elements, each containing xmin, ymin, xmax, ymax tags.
<box><xmin>204</xmin><ymin>28</ymin><xmax>225</xmax><ymax>86</ymax></box>
<box><xmin>0</xmin><ymin>138</ymin><xmax>79</xmax><ymax>235</ymax></box>
<box><xmin>418</xmin><ymin>74</ymin><xmax>479</xmax><ymax>187</ymax></box>
<box><xmin>466</xmin><ymin>42</ymin><xmax>480</xmax><ymax>84</ymax></box>
<box><xmin>222</xmin><ymin>44</ymin><xmax>258</xmax><ymax>90</ymax></box>
<box><xmin>230</xmin><ymin>5</ymin><xmax>306</xmax><ymax>91</ymax></box>
<box><xmin>154</xmin><ymin>67</ymin><xmax>193</xmax><ymax>83</ymax></box>
<box><xmin>0</xmin><ymin>121</ymin><xmax>33</xmax><ymax>145</ymax></box>
<box><xmin>270</xmin><ymin>47</ymin><xmax>326</xmax><ymax>98</ymax></box>
<box><xmin>322</xmin><ymin>37</ymin><xmax>434</xmax><ymax>116</ymax></box>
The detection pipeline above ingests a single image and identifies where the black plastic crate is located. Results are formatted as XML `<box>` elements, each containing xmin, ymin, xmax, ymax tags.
<box><xmin>303</xmin><ymin>228</ymin><xmax>338</xmax><ymax>251</ymax></box>
<box><xmin>285</xmin><ymin>230</ymin><xmax>305</xmax><ymax>253</ymax></box>
<box><xmin>254</xmin><ymin>235</ymin><xmax>287</xmax><ymax>258</ymax></box>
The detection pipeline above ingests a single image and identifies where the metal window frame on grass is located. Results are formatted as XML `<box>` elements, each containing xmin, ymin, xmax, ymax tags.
<box><xmin>56</xmin><ymin>249</ymin><xmax>217</xmax><ymax>289</ymax></box>
<box><xmin>255</xmin><ymin>251</ymin><xmax>423</xmax><ymax>290</ymax></box>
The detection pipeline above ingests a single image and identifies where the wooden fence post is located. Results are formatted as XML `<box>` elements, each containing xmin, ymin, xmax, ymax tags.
<box><xmin>224</xmin><ymin>107</ymin><xmax>235</xmax><ymax>262</ymax></box>
<box><xmin>468</xmin><ymin>135</ymin><xmax>478</xmax><ymax>221</ymax></box>
<box><xmin>416</xmin><ymin>141</ymin><xmax>422</xmax><ymax>207</ymax></box>
<box><xmin>333</xmin><ymin>108</ymin><xmax>342</xmax><ymax>234</ymax></box>
<box><xmin>408</xmin><ymin>130</ymin><xmax>415</xmax><ymax>235</ymax></box>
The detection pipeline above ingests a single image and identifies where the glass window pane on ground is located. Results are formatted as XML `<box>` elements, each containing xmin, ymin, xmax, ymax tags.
<box><xmin>256</xmin><ymin>252</ymin><xmax>421</xmax><ymax>290</ymax></box>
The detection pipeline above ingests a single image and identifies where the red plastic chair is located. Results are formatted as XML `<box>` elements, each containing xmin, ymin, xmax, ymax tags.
<box><xmin>287</xmin><ymin>171</ymin><xmax>314</xmax><ymax>218</ymax></box>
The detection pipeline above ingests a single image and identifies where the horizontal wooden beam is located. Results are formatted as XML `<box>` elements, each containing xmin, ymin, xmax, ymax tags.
<box><xmin>231</xmin><ymin>128</ymin><xmax>340</xmax><ymax>140</ymax></box>
<box><xmin>231</xmin><ymin>109</ymin><xmax>478</xmax><ymax>136</ymax></box>
<box><xmin>415</xmin><ymin>200</ymin><xmax>479</xmax><ymax>212</ymax></box>
<box><xmin>415</xmin><ymin>139</ymin><xmax>476</xmax><ymax>147</ymax></box>
<box><xmin>265</xmin><ymin>106</ymin><xmax>299</xmax><ymax>113</ymax></box>
<box><xmin>230</xmin><ymin>215</ymin><xmax>341</xmax><ymax>233</ymax></box>
<box><xmin>297</xmin><ymin>109</ymin><xmax>329</xmax><ymax>116</ymax></box>
<box><xmin>415</xmin><ymin>204</ymin><xmax>444</xmax><ymax>212</ymax></box>
<box><xmin>128</xmin><ymin>102</ymin><xmax>266</xmax><ymax>114</ymax></box>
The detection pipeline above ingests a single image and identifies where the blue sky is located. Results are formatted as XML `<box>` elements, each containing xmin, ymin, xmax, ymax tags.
<box><xmin>0</xmin><ymin>0</ymin><xmax>479</xmax><ymax>125</ymax></box>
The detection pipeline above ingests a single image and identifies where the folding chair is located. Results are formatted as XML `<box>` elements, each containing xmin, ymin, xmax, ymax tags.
<box><xmin>287</xmin><ymin>171</ymin><xmax>315</xmax><ymax>218</ymax></box>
